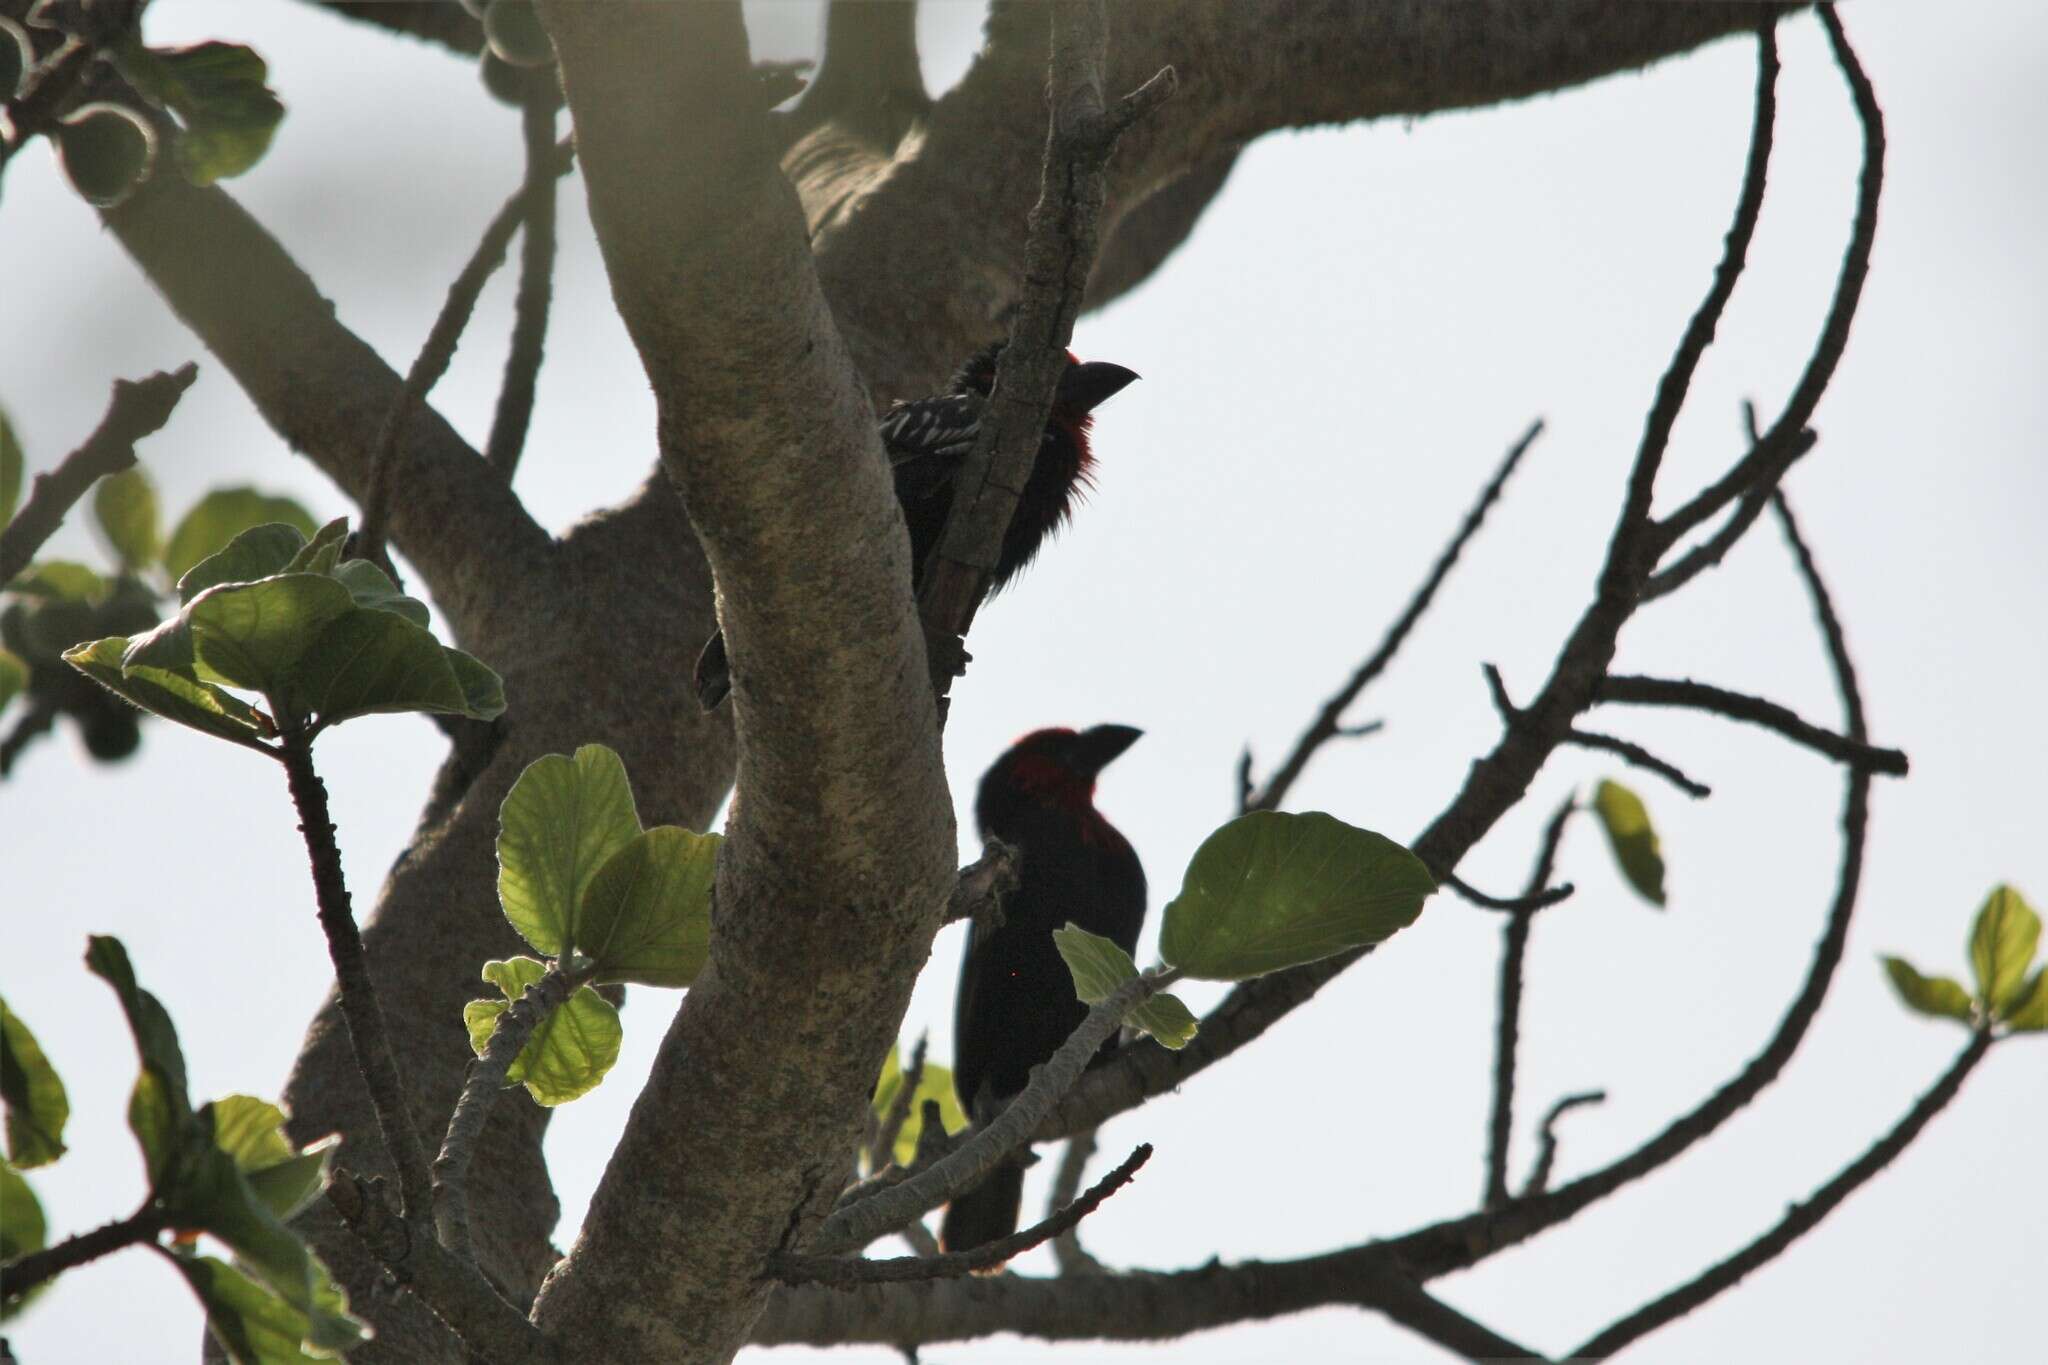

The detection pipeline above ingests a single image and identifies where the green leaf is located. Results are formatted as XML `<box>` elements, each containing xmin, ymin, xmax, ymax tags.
<box><xmin>173</xmin><ymin>522</ymin><xmax>308</xmax><ymax>606</ymax></box>
<box><xmin>2003</xmin><ymin>968</ymin><xmax>2048</xmax><ymax>1033</ymax></box>
<box><xmin>0</xmin><ymin>647</ymin><xmax>24</xmax><ymax>713</ymax></box>
<box><xmin>1968</xmin><ymin>884</ymin><xmax>2041</xmax><ymax>1016</ymax></box>
<box><xmin>329</xmin><ymin>558</ymin><xmax>429</xmax><ymax>627</ymax></box>
<box><xmin>283</xmin><ymin>518</ymin><xmax>348</xmax><ymax>577</ymax></box>
<box><xmin>497</xmin><ymin>746</ymin><xmax>641</xmax><ymax>957</ymax></box>
<box><xmin>84</xmin><ymin>936</ymin><xmax>197</xmax><ymax>1183</ymax></box>
<box><xmin>1128</xmin><ymin>991</ymin><xmax>1200</xmax><ymax>1051</ymax></box>
<box><xmin>170</xmin><ymin>1252</ymin><xmax>366</xmax><ymax>1365</ymax></box>
<box><xmin>198</xmin><ymin>1096</ymin><xmax>336</xmax><ymax>1224</ymax></box>
<box><xmin>65</xmin><ymin>636</ymin><xmax>272</xmax><ymax>753</ymax></box>
<box><xmin>280</xmin><ymin>608</ymin><xmax>505</xmax><ymax>726</ymax></box>
<box><xmin>137</xmin><ymin>42</ymin><xmax>286</xmax><ymax>186</ymax></box>
<box><xmin>165</xmin><ymin>491</ymin><xmax>317</xmax><ymax>586</ymax></box>
<box><xmin>0</xmin><ymin>406</ymin><xmax>20</xmax><ymax>526</ymax></box>
<box><xmin>183</xmin><ymin>574</ymin><xmax>355</xmax><ymax>696</ymax></box>
<box><xmin>1882</xmin><ymin>956</ymin><xmax>1975</xmax><ymax>1024</ymax></box>
<box><xmin>10</xmin><ymin>560</ymin><xmax>105</xmax><ymax>602</ymax></box>
<box><xmin>580</xmin><ymin>826</ymin><xmax>718</xmax><ymax>987</ymax></box>
<box><xmin>1158</xmin><ymin>811</ymin><xmax>1436</xmax><ymax>980</ymax></box>
<box><xmin>464</xmin><ymin>962</ymin><xmax>621</xmax><ymax>1107</ymax></box>
<box><xmin>93</xmin><ymin>466</ymin><xmax>160</xmax><ymax>569</ymax></box>
<box><xmin>1592</xmin><ymin>780</ymin><xmax>1666</xmax><ymax>907</ymax></box>
<box><xmin>1053</xmin><ymin>924</ymin><xmax>1139</xmax><ymax>1003</ymax></box>
<box><xmin>0</xmin><ymin>996</ymin><xmax>69</xmax><ymax>1167</ymax></box>
<box><xmin>870</xmin><ymin>1049</ymin><xmax>967</xmax><ymax>1166</ymax></box>
<box><xmin>0</xmin><ymin>1157</ymin><xmax>47</xmax><ymax>1321</ymax></box>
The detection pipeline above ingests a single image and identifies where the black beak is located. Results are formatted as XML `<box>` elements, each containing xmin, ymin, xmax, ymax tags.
<box><xmin>1071</xmin><ymin>723</ymin><xmax>1143</xmax><ymax>777</ymax></box>
<box><xmin>1057</xmin><ymin>361</ymin><xmax>1140</xmax><ymax>414</ymax></box>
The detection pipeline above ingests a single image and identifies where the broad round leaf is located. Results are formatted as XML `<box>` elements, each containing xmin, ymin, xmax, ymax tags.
<box><xmin>170</xmin><ymin>1251</ymin><xmax>366</xmax><ymax>1365</ymax></box>
<box><xmin>12</xmin><ymin>560</ymin><xmax>105</xmax><ymax>603</ymax></box>
<box><xmin>0</xmin><ymin>648</ymin><xmax>23</xmax><ymax>712</ymax></box>
<box><xmin>1159</xmin><ymin>811</ymin><xmax>1435</xmax><ymax>981</ymax></box>
<box><xmin>185</xmin><ymin>574</ymin><xmax>355</xmax><ymax>696</ymax></box>
<box><xmin>283</xmin><ymin>518</ymin><xmax>348</xmax><ymax>577</ymax></box>
<box><xmin>329</xmin><ymin>558</ymin><xmax>429</xmax><ymax>626</ymax></box>
<box><xmin>0</xmin><ymin>996</ymin><xmax>69</xmax><ymax>1167</ymax></box>
<box><xmin>165</xmin><ymin>492</ymin><xmax>317</xmax><ymax>586</ymax></box>
<box><xmin>199</xmin><ymin>1096</ymin><xmax>336</xmax><ymax>1227</ymax></box>
<box><xmin>581</xmin><ymin>826</ymin><xmax>719</xmax><ymax>987</ymax></box>
<box><xmin>1129</xmin><ymin>990</ymin><xmax>1200</xmax><ymax>1051</ymax></box>
<box><xmin>280</xmin><ymin>608</ymin><xmax>504</xmax><ymax>727</ymax></box>
<box><xmin>2003</xmin><ymin>969</ymin><xmax>2048</xmax><ymax>1033</ymax></box>
<box><xmin>92</xmin><ymin>467</ymin><xmax>160</xmax><ymax>569</ymax></box>
<box><xmin>465</xmin><ymin>977</ymin><xmax>621</xmax><ymax>1108</ymax></box>
<box><xmin>1968</xmin><ymin>884</ymin><xmax>2041</xmax><ymax>1015</ymax></box>
<box><xmin>85</xmin><ymin>936</ymin><xmax>199</xmax><ymax>1186</ymax></box>
<box><xmin>1592</xmin><ymin>779</ymin><xmax>1666</xmax><ymax>907</ymax></box>
<box><xmin>135</xmin><ymin>42</ymin><xmax>286</xmax><ymax>186</ymax></box>
<box><xmin>0</xmin><ymin>405</ymin><xmax>20</xmax><ymax>526</ymax></box>
<box><xmin>871</xmin><ymin>1051</ymin><xmax>967</xmax><ymax>1167</ymax></box>
<box><xmin>1882</xmin><ymin>956</ymin><xmax>1974</xmax><ymax>1024</ymax></box>
<box><xmin>497</xmin><ymin>746</ymin><xmax>641</xmax><ymax>957</ymax></box>
<box><xmin>0</xmin><ymin>1158</ymin><xmax>46</xmax><ymax>1321</ymax></box>
<box><xmin>1052</xmin><ymin>924</ymin><xmax>1140</xmax><ymax>1003</ymax></box>
<box><xmin>66</xmin><ymin>636</ymin><xmax>272</xmax><ymax>753</ymax></box>
<box><xmin>174</xmin><ymin>521</ymin><xmax>308</xmax><ymax>604</ymax></box>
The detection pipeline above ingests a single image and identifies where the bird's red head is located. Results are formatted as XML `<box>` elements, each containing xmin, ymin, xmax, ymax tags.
<box><xmin>977</xmin><ymin>724</ymin><xmax>1143</xmax><ymax>825</ymax></box>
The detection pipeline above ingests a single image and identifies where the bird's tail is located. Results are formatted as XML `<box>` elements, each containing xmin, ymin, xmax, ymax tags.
<box><xmin>938</xmin><ymin>1159</ymin><xmax>1025</xmax><ymax>1255</ymax></box>
<box><xmin>694</xmin><ymin>629</ymin><xmax>732</xmax><ymax>710</ymax></box>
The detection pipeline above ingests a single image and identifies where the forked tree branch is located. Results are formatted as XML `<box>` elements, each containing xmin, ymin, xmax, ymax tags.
<box><xmin>1484</xmin><ymin>798</ymin><xmax>1577</xmax><ymax>1210</ymax></box>
<box><xmin>0</xmin><ymin>363</ymin><xmax>197</xmax><ymax>584</ymax></box>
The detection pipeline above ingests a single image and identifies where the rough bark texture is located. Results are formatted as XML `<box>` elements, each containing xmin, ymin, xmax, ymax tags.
<box><xmin>86</xmin><ymin>4</ymin><xmax>1796</xmax><ymax>1362</ymax></box>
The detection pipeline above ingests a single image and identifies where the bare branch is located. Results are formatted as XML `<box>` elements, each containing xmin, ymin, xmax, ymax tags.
<box><xmin>1049</xmin><ymin>1127</ymin><xmax>1108</xmax><ymax>1275</ymax></box>
<box><xmin>1641</xmin><ymin>426</ymin><xmax>1817</xmax><ymax>600</ymax></box>
<box><xmin>358</xmin><ymin>136</ymin><xmax>577</xmax><ymax>564</ymax></box>
<box><xmin>1485</xmin><ymin>798</ymin><xmax>1578</xmax><ymax>1210</ymax></box>
<box><xmin>917</xmin><ymin>0</ymin><xmax>1176</xmax><ymax>706</ymax></box>
<box><xmin>0</xmin><ymin>363</ymin><xmax>196</xmax><ymax>584</ymax></box>
<box><xmin>1247</xmin><ymin>419</ymin><xmax>1542</xmax><ymax>813</ymax></box>
<box><xmin>1521</xmin><ymin>1091</ymin><xmax>1608</xmax><ymax>1199</ymax></box>
<box><xmin>1564</xmin><ymin>729</ymin><xmax>1713</xmax><ymax>799</ymax></box>
<box><xmin>871</xmin><ymin>1035</ymin><xmax>928</xmax><ymax>1172</ymax></box>
<box><xmin>814</xmin><ymin>971</ymin><xmax>1167</xmax><ymax>1256</ymax></box>
<box><xmin>485</xmin><ymin>84</ymin><xmax>564</xmax><ymax>480</ymax></box>
<box><xmin>1596</xmin><ymin>674</ymin><xmax>1907</xmax><ymax>774</ymax></box>
<box><xmin>1448</xmin><ymin>877</ymin><xmax>1575</xmax><ymax>914</ymax></box>
<box><xmin>324</xmin><ymin>1170</ymin><xmax>560</xmax><ymax>1365</ymax></box>
<box><xmin>0</xmin><ymin>1204</ymin><xmax>166</xmax><ymax>1303</ymax></box>
<box><xmin>1573</xmin><ymin>1030</ymin><xmax>1993</xmax><ymax>1358</ymax></box>
<box><xmin>1652</xmin><ymin>6</ymin><xmax>1884</xmax><ymax>553</ymax></box>
<box><xmin>433</xmin><ymin>960</ymin><xmax>585</xmax><ymax>1260</ymax></box>
<box><xmin>770</xmin><ymin>1144</ymin><xmax>1151</xmax><ymax>1286</ymax></box>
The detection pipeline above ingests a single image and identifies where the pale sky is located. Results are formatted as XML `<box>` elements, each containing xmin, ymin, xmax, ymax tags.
<box><xmin>4</xmin><ymin>2</ymin><xmax>2043</xmax><ymax>1362</ymax></box>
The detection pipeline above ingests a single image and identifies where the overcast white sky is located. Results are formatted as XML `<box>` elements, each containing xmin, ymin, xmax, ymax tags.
<box><xmin>4</xmin><ymin>2</ymin><xmax>2043</xmax><ymax>1362</ymax></box>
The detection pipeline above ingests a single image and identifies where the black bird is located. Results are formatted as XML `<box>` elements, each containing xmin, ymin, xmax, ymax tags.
<box><xmin>693</xmin><ymin>346</ymin><xmax>1139</xmax><ymax>709</ymax></box>
<box><xmin>941</xmin><ymin>723</ymin><xmax>1147</xmax><ymax>1253</ymax></box>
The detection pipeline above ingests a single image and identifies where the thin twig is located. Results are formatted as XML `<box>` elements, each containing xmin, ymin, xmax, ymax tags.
<box><xmin>1521</xmin><ymin>1090</ymin><xmax>1608</xmax><ymax>1198</ymax></box>
<box><xmin>0</xmin><ymin>364</ymin><xmax>197</xmax><ymax>584</ymax></box>
<box><xmin>770</xmin><ymin>1145</ymin><xmax>1151</xmax><ymax>1286</ymax></box>
<box><xmin>916</xmin><ymin>0</ymin><xmax>1175</xmax><ymax>711</ymax></box>
<box><xmin>871</xmin><ymin>1035</ymin><xmax>928</xmax><ymax>1171</ymax></box>
<box><xmin>325</xmin><ymin>1169</ymin><xmax>560</xmax><ymax>1365</ymax></box>
<box><xmin>1653</xmin><ymin>6</ymin><xmax>1881</xmax><ymax>553</ymax></box>
<box><xmin>1596</xmin><ymin>674</ymin><xmax>1906</xmax><ymax>774</ymax></box>
<box><xmin>1565</xmin><ymin>729</ymin><xmax>1712</xmax><ymax>799</ymax></box>
<box><xmin>1049</xmin><ymin>1127</ymin><xmax>1107</xmax><ymax>1274</ymax></box>
<box><xmin>0</xmin><ymin>1205</ymin><xmax>166</xmax><ymax>1302</ymax></box>
<box><xmin>484</xmin><ymin>85</ymin><xmax>561</xmax><ymax>480</ymax></box>
<box><xmin>356</xmin><ymin>135</ymin><xmax>577</xmax><ymax>565</ymax></box>
<box><xmin>1247</xmin><ymin>418</ymin><xmax>1543</xmax><ymax>813</ymax></box>
<box><xmin>1484</xmin><ymin>797</ymin><xmax>1575</xmax><ymax>1210</ymax></box>
<box><xmin>1642</xmin><ymin>426</ymin><xmax>1817</xmax><ymax>600</ymax></box>
<box><xmin>1573</xmin><ymin>1030</ymin><xmax>1993</xmax><ymax>1358</ymax></box>
<box><xmin>1447</xmin><ymin>876</ymin><xmax>1575</xmax><ymax>914</ymax></box>
<box><xmin>812</xmin><ymin>970</ymin><xmax>1167</xmax><ymax>1255</ymax></box>
<box><xmin>433</xmin><ymin>959</ymin><xmax>584</xmax><ymax>1259</ymax></box>
<box><xmin>276</xmin><ymin>726</ymin><xmax>433</xmax><ymax>1217</ymax></box>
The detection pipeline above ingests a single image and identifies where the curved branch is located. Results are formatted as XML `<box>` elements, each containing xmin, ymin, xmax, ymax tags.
<box><xmin>1595</xmin><ymin>674</ymin><xmax>1906</xmax><ymax>774</ymax></box>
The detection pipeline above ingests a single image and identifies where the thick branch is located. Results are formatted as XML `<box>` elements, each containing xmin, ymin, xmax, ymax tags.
<box><xmin>102</xmin><ymin>179</ymin><xmax>552</xmax><ymax>644</ymax></box>
<box><xmin>1596</xmin><ymin>674</ymin><xmax>1906</xmax><ymax>774</ymax></box>
<box><xmin>0</xmin><ymin>363</ymin><xmax>196</xmax><ymax>584</ymax></box>
<box><xmin>771</xmin><ymin>1145</ymin><xmax>1151</xmax><ymax>1286</ymax></box>
<box><xmin>1574</xmin><ymin>1031</ymin><xmax>1994</xmax><ymax>1358</ymax></box>
<box><xmin>785</xmin><ymin>0</ymin><xmax>928</xmax><ymax>150</ymax></box>
<box><xmin>1248</xmin><ymin>419</ymin><xmax>1542</xmax><ymax>813</ymax></box>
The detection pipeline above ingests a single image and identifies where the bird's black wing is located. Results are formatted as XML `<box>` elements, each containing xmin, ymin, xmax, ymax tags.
<box><xmin>879</xmin><ymin>391</ymin><xmax>979</xmax><ymax>498</ymax></box>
